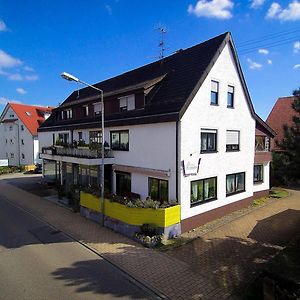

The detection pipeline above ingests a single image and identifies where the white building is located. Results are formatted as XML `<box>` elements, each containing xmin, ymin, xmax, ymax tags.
<box><xmin>38</xmin><ymin>32</ymin><xmax>274</xmax><ymax>232</ymax></box>
<box><xmin>0</xmin><ymin>103</ymin><xmax>52</xmax><ymax>167</ymax></box>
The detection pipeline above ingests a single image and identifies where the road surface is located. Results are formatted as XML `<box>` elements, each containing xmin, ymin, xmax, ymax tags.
<box><xmin>0</xmin><ymin>190</ymin><xmax>158</xmax><ymax>300</ymax></box>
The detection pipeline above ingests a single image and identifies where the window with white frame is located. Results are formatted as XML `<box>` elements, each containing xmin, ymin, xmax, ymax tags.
<box><xmin>119</xmin><ymin>95</ymin><xmax>135</xmax><ymax>111</ymax></box>
<box><xmin>9</xmin><ymin>125</ymin><xmax>13</xmax><ymax>131</ymax></box>
<box><xmin>226</xmin><ymin>130</ymin><xmax>240</xmax><ymax>151</ymax></box>
<box><xmin>10</xmin><ymin>153</ymin><xmax>14</xmax><ymax>159</ymax></box>
<box><xmin>21</xmin><ymin>125</ymin><xmax>24</xmax><ymax>131</ymax></box>
<box><xmin>83</xmin><ymin>105</ymin><xmax>89</xmax><ymax>117</ymax></box>
<box><xmin>201</xmin><ymin>129</ymin><xmax>217</xmax><ymax>153</ymax></box>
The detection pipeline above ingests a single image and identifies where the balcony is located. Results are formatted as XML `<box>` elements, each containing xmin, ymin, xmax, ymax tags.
<box><xmin>41</xmin><ymin>145</ymin><xmax>114</xmax><ymax>165</ymax></box>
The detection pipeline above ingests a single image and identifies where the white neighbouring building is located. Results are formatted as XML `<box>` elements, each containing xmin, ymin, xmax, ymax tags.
<box><xmin>38</xmin><ymin>32</ymin><xmax>275</xmax><ymax>232</ymax></box>
<box><xmin>0</xmin><ymin>103</ymin><xmax>53</xmax><ymax>167</ymax></box>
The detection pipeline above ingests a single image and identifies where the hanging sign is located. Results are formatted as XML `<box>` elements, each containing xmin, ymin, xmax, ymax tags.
<box><xmin>182</xmin><ymin>155</ymin><xmax>201</xmax><ymax>176</ymax></box>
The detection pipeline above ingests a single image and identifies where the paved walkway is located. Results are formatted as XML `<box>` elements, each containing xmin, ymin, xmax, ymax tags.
<box><xmin>0</xmin><ymin>174</ymin><xmax>299</xmax><ymax>299</ymax></box>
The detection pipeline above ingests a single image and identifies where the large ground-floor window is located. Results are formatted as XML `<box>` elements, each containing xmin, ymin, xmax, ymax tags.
<box><xmin>116</xmin><ymin>172</ymin><xmax>131</xmax><ymax>196</ymax></box>
<box><xmin>226</xmin><ymin>172</ymin><xmax>245</xmax><ymax>196</ymax></box>
<box><xmin>148</xmin><ymin>177</ymin><xmax>168</xmax><ymax>202</ymax></box>
<box><xmin>78</xmin><ymin>165</ymin><xmax>99</xmax><ymax>189</ymax></box>
<box><xmin>253</xmin><ymin>165</ymin><xmax>263</xmax><ymax>183</ymax></box>
<box><xmin>191</xmin><ymin>177</ymin><xmax>217</xmax><ymax>207</ymax></box>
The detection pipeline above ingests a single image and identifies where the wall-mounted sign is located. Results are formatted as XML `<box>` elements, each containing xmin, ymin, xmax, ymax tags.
<box><xmin>182</xmin><ymin>155</ymin><xmax>201</xmax><ymax>176</ymax></box>
<box><xmin>0</xmin><ymin>159</ymin><xmax>9</xmax><ymax>167</ymax></box>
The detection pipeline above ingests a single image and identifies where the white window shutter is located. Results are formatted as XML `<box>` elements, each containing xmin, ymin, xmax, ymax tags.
<box><xmin>226</xmin><ymin>130</ymin><xmax>239</xmax><ymax>144</ymax></box>
<box><xmin>94</xmin><ymin>102</ymin><xmax>102</xmax><ymax>112</ymax></box>
<box><xmin>119</xmin><ymin>97</ymin><xmax>127</xmax><ymax>108</ymax></box>
<box><xmin>127</xmin><ymin>95</ymin><xmax>135</xmax><ymax>110</ymax></box>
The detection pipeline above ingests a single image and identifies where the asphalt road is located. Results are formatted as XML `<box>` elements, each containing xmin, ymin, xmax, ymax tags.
<box><xmin>0</xmin><ymin>192</ymin><xmax>157</xmax><ymax>300</ymax></box>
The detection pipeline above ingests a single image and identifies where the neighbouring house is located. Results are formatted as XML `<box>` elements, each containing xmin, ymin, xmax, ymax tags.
<box><xmin>38</xmin><ymin>32</ymin><xmax>275</xmax><ymax>236</ymax></box>
<box><xmin>266</xmin><ymin>96</ymin><xmax>296</xmax><ymax>151</ymax></box>
<box><xmin>0</xmin><ymin>103</ymin><xmax>53</xmax><ymax>167</ymax></box>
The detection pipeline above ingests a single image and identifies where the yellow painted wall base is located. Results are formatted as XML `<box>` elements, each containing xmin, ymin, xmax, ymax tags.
<box><xmin>24</xmin><ymin>165</ymin><xmax>36</xmax><ymax>171</ymax></box>
<box><xmin>80</xmin><ymin>192</ymin><xmax>181</xmax><ymax>228</ymax></box>
<box><xmin>80</xmin><ymin>191</ymin><xmax>101</xmax><ymax>213</ymax></box>
<box><xmin>104</xmin><ymin>200</ymin><xmax>180</xmax><ymax>227</ymax></box>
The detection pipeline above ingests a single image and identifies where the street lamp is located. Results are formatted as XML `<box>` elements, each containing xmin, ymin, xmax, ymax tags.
<box><xmin>61</xmin><ymin>72</ymin><xmax>105</xmax><ymax>226</ymax></box>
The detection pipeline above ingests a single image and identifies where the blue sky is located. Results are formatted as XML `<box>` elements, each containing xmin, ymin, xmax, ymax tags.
<box><xmin>0</xmin><ymin>0</ymin><xmax>300</xmax><ymax>119</ymax></box>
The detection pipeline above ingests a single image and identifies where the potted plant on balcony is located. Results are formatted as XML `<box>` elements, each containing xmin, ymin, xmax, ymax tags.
<box><xmin>77</xmin><ymin>140</ymin><xmax>88</xmax><ymax>149</ymax></box>
<box><xmin>55</xmin><ymin>138</ymin><xmax>64</xmax><ymax>148</ymax></box>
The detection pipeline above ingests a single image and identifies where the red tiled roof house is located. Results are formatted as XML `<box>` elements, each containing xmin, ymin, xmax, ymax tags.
<box><xmin>0</xmin><ymin>103</ymin><xmax>53</xmax><ymax>166</ymax></box>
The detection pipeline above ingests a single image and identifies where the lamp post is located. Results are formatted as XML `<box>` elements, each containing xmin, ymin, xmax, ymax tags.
<box><xmin>61</xmin><ymin>72</ymin><xmax>105</xmax><ymax>226</ymax></box>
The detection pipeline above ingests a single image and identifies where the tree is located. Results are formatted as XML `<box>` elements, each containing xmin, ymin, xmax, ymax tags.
<box><xmin>275</xmin><ymin>88</ymin><xmax>300</xmax><ymax>183</ymax></box>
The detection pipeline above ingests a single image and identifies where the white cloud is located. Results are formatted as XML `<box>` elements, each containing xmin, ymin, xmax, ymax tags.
<box><xmin>8</xmin><ymin>73</ymin><xmax>23</xmax><ymax>81</ymax></box>
<box><xmin>250</xmin><ymin>0</ymin><xmax>265</xmax><ymax>9</ymax></box>
<box><xmin>266</xmin><ymin>1</ymin><xmax>300</xmax><ymax>21</ymax></box>
<box><xmin>0</xmin><ymin>49</ymin><xmax>22</xmax><ymax>68</ymax></box>
<box><xmin>258</xmin><ymin>48</ymin><xmax>269</xmax><ymax>55</ymax></box>
<box><xmin>0</xmin><ymin>97</ymin><xmax>21</xmax><ymax>105</ymax></box>
<box><xmin>188</xmin><ymin>0</ymin><xmax>234</xmax><ymax>19</ymax></box>
<box><xmin>247</xmin><ymin>58</ymin><xmax>262</xmax><ymax>69</ymax></box>
<box><xmin>267</xmin><ymin>59</ymin><xmax>272</xmax><ymax>64</ymax></box>
<box><xmin>24</xmin><ymin>66</ymin><xmax>34</xmax><ymax>72</ymax></box>
<box><xmin>293</xmin><ymin>64</ymin><xmax>300</xmax><ymax>69</ymax></box>
<box><xmin>105</xmin><ymin>4</ymin><xmax>112</xmax><ymax>15</ymax></box>
<box><xmin>16</xmin><ymin>88</ymin><xmax>27</xmax><ymax>95</ymax></box>
<box><xmin>293</xmin><ymin>41</ymin><xmax>300</xmax><ymax>53</ymax></box>
<box><xmin>25</xmin><ymin>74</ymin><xmax>39</xmax><ymax>81</ymax></box>
<box><xmin>0</xmin><ymin>20</ymin><xmax>8</xmax><ymax>32</ymax></box>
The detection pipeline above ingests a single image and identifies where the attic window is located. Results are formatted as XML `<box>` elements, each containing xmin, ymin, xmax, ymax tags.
<box><xmin>26</xmin><ymin>112</ymin><xmax>31</xmax><ymax>116</ymax></box>
<box><xmin>119</xmin><ymin>95</ymin><xmax>135</xmax><ymax>112</ymax></box>
<box><xmin>94</xmin><ymin>102</ymin><xmax>102</xmax><ymax>115</ymax></box>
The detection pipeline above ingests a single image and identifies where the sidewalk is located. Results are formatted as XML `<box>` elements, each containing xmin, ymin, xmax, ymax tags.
<box><xmin>1</xmin><ymin>174</ymin><xmax>299</xmax><ymax>299</ymax></box>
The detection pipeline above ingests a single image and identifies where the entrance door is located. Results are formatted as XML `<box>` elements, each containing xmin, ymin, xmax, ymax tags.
<box><xmin>116</xmin><ymin>172</ymin><xmax>131</xmax><ymax>196</ymax></box>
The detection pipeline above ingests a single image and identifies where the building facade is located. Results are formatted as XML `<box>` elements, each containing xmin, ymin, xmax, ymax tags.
<box><xmin>38</xmin><ymin>32</ymin><xmax>274</xmax><ymax>232</ymax></box>
<box><xmin>0</xmin><ymin>103</ymin><xmax>52</xmax><ymax>166</ymax></box>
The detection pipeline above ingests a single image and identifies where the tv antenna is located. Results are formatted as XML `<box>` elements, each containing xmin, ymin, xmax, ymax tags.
<box><xmin>158</xmin><ymin>26</ymin><xmax>167</xmax><ymax>59</ymax></box>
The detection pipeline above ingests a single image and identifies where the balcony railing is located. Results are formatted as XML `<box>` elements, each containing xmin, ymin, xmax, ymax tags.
<box><xmin>42</xmin><ymin>145</ymin><xmax>113</xmax><ymax>159</ymax></box>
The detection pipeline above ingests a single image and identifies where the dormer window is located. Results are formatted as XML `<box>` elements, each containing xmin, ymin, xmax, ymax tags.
<box><xmin>119</xmin><ymin>95</ymin><xmax>135</xmax><ymax>112</ymax></box>
<box><xmin>83</xmin><ymin>105</ymin><xmax>89</xmax><ymax>117</ymax></box>
<box><xmin>61</xmin><ymin>109</ymin><xmax>72</xmax><ymax>120</ymax></box>
<box><xmin>25</xmin><ymin>112</ymin><xmax>31</xmax><ymax>116</ymax></box>
<box><xmin>93</xmin><ymin>102</ymin><xmax>102</xmax><ymax>116</ymax></box>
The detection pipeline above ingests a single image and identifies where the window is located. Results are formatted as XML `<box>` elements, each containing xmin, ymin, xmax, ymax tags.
<box><xmin>83</xmin><ymin>106</ymin><xmax>89</xmax><ymax>117</ymax></box>
<box><xmin>9</xmin><ymin>125</ymin><xmax>13</xmax><ymax>131</ymax></box>
<box><xmin>211</xmin><ymin>80</ymin><xmax>219</xmax><ymax>105</ymax></box>
<box><xmin>10</xmin><ymin>153</ymin><xmax>14</xmax><ymax>158</ymax></box>
<box><xmin>201</xmin><ymin>129</ymin><xmax>217</xmax><ymax>153</ymax></box>
<box><xmin>148</xmin><ymin>178</ymin><xmax>168</xmax><ymax>202</ymax></box>
<box><xmin>25</xmin><ymin>112</ymin><xmax>31</xmax><ymax>116</ymax></box>
<box><xmin>116</xmin><ymin>172</ymin><xmax>131</xmax><ymax>196</ymax></box>
<box><xmin>94</xmin><ymin>103</ymin><xmax>102</xmax><ymax>115</ymax></box>
<box><xmin>5</xmin><ymin>139</ymin><xmax>7</xmax><ymax>144</ymax></box>
<box><xmin>22</xmin><ymin>153</ymin><xmax>25</xmax><ymax>159</ymax></box>
<box><xmin>254</xmin><ymin>165</ymin><xmax>263</xmax><ymax>183</ymax></box>
<box><xmin>89</xmin><ymin>131</ymin><xmax>102</xmax><ymax>144</ymax></box>
<box><xmin>227</xmin><ymin>85</ymin><xmax>234</xmax><ymax>108</ymax></box>
<box><xmin>10</xmin><ymin>139</ymin><xmax>13</xmax><ymax>144</ymax></box>
<box><xmin>119</xmin><ymin>95</ymin><xmax>135</xmax><ymax>111</ymax></box>
<box><xmin>21</xmin><ymin>125</ymin><xmax>24</xmax><ymax>131</ymax></box>
<box><xmin>111</xmin><ymin>130</ymin><xmax>129</xmax><ymax>151</ymax></box>
<box><xmin>226</xmin><ymin>172</ymin><xmax>245</xmax><ymax>196</ymax></box>
<box><xmin>21</xmin><ymin>139</ymin><xmax>24</xmax><ymax>145</ymax></box>
<box><xmin>78</xmin><ymin>132</ymin><xmax>83</xmax><ymax>141</ymax></box>
<box><xmin>9</xmin><ymin>114</ymin><xmax>15</xmax><ymax>118</ymax></box>
<box><xmin>58</xmin><ymin>133</ymin><xmax>69</xmax><ymax>144</ymax></box>
<box><xmin>191</xmin><ymin>177</ymin><xmax>217</xmax><ymax>206</ymax></box>
<box><xmin>61</xmin><ymin>109</ymin><xmax>72</xmax><ymax>119</ymax></box>
<box><xmin>255</xmin><ymin>136</ymin><xmax>270</xmax><ymax>151</ymax></box>
<box><xmin>226</xmin><ymin>130</ymin><xmax>240</xmax><ymax>151</ymax></box>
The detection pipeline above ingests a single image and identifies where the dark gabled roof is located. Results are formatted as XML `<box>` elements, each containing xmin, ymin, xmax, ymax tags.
<box><xmin>39</xmin><ymin>31</ymin><xmax>273</xmax><ymax>137</ymax></box>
